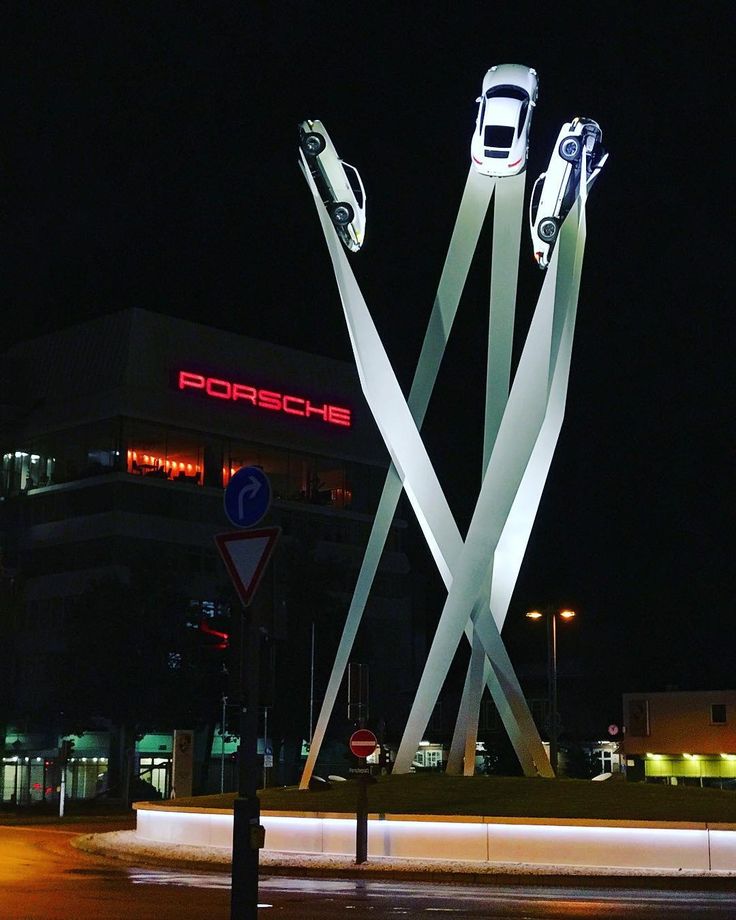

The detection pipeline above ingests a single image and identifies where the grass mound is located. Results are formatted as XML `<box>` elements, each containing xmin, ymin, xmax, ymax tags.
<box><xmin>168</xmin><ymin>774</ymin><xmax>736</xmax><ymax>824</ymax></box>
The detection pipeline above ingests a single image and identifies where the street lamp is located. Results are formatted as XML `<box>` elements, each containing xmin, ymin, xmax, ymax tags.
<box><xmin>525</xmin><ymin>607</ymin><xmax>576</xmax><ymax>775</ymax></box>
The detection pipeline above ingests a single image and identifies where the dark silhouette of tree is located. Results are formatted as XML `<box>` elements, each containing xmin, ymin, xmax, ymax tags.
<box><xmin>49</xmin><ymin>562</ymin><xmax>227</xmax><ymax>801</ymax></box>
<box><xmin>267</xmin><ymin>525</ymin><xmax>349</xmax><ymax>785</ymax></box>
<box><xmin>0</xmin><ymin>562</ymin><xmax>21</xmax><ymax>754</ymax></box>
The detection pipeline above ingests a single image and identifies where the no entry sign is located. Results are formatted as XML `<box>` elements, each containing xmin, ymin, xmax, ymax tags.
<box><xmin>349</xmin><ymin>729</ymin><xmax>378</xmax><ymax>759</ymax></box>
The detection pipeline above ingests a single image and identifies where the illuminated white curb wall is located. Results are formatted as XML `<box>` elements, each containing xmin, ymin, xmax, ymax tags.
<box><xmin>136</xmin><ymin>808</ymin><xmax>234</xmax><ymax>849</ymax></box>
<box><xmin>134</xmin><ymin>806</ymin><xmax>736</xmax><ymax>872</ymax></box>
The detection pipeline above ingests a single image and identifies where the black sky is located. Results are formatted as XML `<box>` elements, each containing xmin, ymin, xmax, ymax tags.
<box><xmin>5</xmin><ymin>3</ymin><xmax>734</xmax><ymax>713</ymax></box>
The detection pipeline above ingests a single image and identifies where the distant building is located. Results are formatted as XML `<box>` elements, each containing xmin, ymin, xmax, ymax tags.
<box><xmin>0</xmin><ymin>309</ymin><xmax>417</xmax><ymax>801</ymax></box>
<box><xmin>622</xmin><ymin>690</ymin><xmax>736</xmax><ymax>788</ymax></box>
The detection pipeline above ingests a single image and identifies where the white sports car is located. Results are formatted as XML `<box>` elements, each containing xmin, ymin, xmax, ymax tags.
<box><xmin>470</xmin><ymin>64</ymin><xmax>538</xmax><ymax>177</ymax></box>
<box><xmin>529</xmin><ymin>117</ymin><xmax>608</xmax><ymax>268</ymax></box>
<box><xmin>299</xmin><ymin>119</ymin><xmax>366</xmax><ymax>252</ymax></box>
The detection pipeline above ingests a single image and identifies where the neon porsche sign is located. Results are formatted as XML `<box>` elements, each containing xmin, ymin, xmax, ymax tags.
<box><xmin>177</xmin><ymin>370</ymin><xmax>352</xmax><ymax>428</ymax></box>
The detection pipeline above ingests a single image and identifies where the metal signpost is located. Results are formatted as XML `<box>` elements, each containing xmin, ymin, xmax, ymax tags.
<box><xmin>217</xmin><ymin>466</ymin><xmax>280</xmax><ymax>920</ymax></box>
<box><xmin>348</xmin><ymin>729</ymin><xmax>377</xmax><ymax>864</ymax></box>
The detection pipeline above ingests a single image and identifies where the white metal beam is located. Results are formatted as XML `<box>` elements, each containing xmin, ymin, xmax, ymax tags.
<box><xmin>299</xmin><ymin>168</ymin><xmax>495</xmax><ymax>788</ymax></box>
<box><xmin>393</xmin><ymin>200</ymin><xmax>586</xmax><ymax>776</ymax></box>
<box><xmin>298</xmin><ymin>155</ymin><xmax>548</xmax><ymax>777</ymax></box>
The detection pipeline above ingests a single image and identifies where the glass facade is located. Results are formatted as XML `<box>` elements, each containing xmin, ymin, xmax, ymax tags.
<box><xmin>1</xmin><ymin>756</ymin><xmax>108</xmax><ymax>804</ymax></box>
<box><xmin>2</xmin><ymin>416</ymin><xmax>381</xmax><ymax>513</ymax></box>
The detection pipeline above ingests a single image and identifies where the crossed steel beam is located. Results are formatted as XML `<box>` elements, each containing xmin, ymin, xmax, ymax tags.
<box><xmin>298</xmin><ymin>148</ymin><xmax>589</xmax><ymax>787</ymax></box>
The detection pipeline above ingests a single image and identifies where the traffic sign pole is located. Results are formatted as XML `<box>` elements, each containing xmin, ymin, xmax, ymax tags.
<box><xmin>219</xmin><ymin>466</ymin><xmax>277</xmax><ymax>920</ymax></box>
<box><xmin>231</xmin><ymin>608</ymin><xmax>261</xmax><ymax>920</ymax></box>
<box><xmin>356</xmin><ymin>770</ymin><xmax>368</xmax><ymax>864</ymax></box>
<box><xmin>348</xmin><ymin>729</ymin><xmax>377</xmax><ymax>865</ymax></box>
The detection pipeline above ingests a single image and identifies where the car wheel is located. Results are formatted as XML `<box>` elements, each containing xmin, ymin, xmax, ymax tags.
<box><xmin>559</xmin><ymin>136</ymin><xmax>582</xmax><ymax>162</ymax></box>
<box><xmin>537</xmin><ymin>218</ymin><xmax>558</xmax><ymax>243</ymax></box>
<box><xmin>330</xmin><ymin>202</ymin><xmax>354</xmax><ymax>226</ymax></box>
<box><xmin>301</xmin><ymin>132</ymin><xmax>326</xmax><ymax>156</ymax></box>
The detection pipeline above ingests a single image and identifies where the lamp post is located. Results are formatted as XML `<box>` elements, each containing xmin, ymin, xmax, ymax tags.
<box><xmin>525</xmin><ymin>608</ymin><xmax>576</xmax><ymax>775</ymax></box>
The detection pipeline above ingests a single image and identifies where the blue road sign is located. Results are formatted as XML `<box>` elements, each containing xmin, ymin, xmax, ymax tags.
<box><xmin>224</xmin><ymin>466</ymin><xmax>272</xmax><ymax>528</ymax></box>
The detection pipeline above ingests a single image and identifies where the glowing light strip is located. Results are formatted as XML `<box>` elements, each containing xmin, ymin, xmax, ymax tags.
<box><xmin>134</xmin><ymin>808</ymin><xmax>736</xmax><ymax>872</ymax></box>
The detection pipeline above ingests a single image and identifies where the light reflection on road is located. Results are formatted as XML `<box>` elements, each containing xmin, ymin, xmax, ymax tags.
<box><xmin>128</xmin><ymin>869</ymin><xmax>230</xmax><ymax>889</ymax></box>
<box><xmin>124</xmin><ymin>868</ymin><xmax>736</xmax><ymax>916</ymax></box>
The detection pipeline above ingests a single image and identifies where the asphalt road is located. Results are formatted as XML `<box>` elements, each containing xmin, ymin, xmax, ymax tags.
<box><xmin>1</xmin><ymin>823</ymin><xmax>735</xmax><ymax>919</ymax></box>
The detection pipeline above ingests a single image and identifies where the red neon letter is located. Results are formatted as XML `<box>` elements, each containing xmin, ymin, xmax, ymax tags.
<box><xmin>304</xmin><ymin>400</ymin><xmax>327</xmax><ymax>421</ymax></box>
<box><xmin>179</xmin><ymin>371</ymin><xmax>205</xmax><ymax>391</ymax></box>
<box><xmin>206</xmin><ymin>377</ymin><xmax>232</xmax><ymax>399</ymax></box>
<box><xmin>258</xmin><ymin>389</ymin><xmax>282</xmax><ymax>411</ymax></box>
<box><xmin>283</xmin><ymin>395</ymin><xmax>305</xmax><ymax>416</ymax></box>
<box><xmin>328</xmin><ymin>405</ymin><xmax>352</xmax><ymax>427</ymax></box>
<box><xmin>232</xmin><ymin>383</ymin><xmax>257</xmax><ymax>405</ymax></box>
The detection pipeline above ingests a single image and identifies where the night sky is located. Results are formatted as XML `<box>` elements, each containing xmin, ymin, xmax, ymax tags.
<box><xmin>6</xmin><ymin>4</ymin><xmax>734</xmax><ymax>724</ymax></box>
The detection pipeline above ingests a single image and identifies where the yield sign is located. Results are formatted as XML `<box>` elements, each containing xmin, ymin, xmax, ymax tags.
<box><xmin>214</xmin><ymin>528</ymin><xmax>281</xmax><ymax>607</ymax></box>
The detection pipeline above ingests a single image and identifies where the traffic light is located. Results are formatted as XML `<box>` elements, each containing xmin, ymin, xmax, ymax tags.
<box><xmin>60</xmin><ymin>738</ymin><xmax>75</xmax><ymax>763</ymax></box>
<box><xmin>198</xmin><ymin>616</ymin><xmax>230</xmax><ymax>651</ymax></box>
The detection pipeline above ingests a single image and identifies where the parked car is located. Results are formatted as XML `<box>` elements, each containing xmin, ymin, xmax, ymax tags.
<box><xmin>298</xmin><ymin>118</ymin><xmax>366</xmax><ymax>252</ymax></box>
<box><xmin>528</xmin><ymin>117</ymin><xmax>609</xmax><ymax>269</ymax></box>
<box><xmin>470</xmin><ymin>64</ymin><xmax>538</xmax><ymax>177</ymax></box>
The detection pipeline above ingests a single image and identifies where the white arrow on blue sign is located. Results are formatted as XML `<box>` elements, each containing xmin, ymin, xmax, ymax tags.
<box><xmin>224</xmin><ymin>466</ymin><xmax>272</xmax><ymax>528</ymax></box>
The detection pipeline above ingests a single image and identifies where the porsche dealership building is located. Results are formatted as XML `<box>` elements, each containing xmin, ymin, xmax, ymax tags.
<box><xmin>0</xmin><ymin>309</ymin><xmax>417</xmax><ymax>801</ymax></box>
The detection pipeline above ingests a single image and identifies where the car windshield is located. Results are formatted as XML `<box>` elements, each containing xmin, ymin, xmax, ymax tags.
<box><xmin>516</xmin><ymin>100</ymin><xmax>529</xmax><ymax>137</ymax></box>
<box><xmin>530</xmin><ymin>175</ymin><xmax>543</xmax><ymax>223</ymax></box>
<box><xmin>484</xmin><ymin>125</ymin><xmax>515</xmax><ymax>148</ymax></box>
<box><xmin>485</xmin><ymin>85</ymin><xmax>529</xmax><ymax>102</ymax></box>
<box><xmin>342</xmin><ymin>162</ymin><xmax>363</xmax><ymax>208</ymax></box>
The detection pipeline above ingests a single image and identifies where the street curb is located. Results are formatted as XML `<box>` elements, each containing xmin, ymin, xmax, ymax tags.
<box><xmin>71</xmin><ymin>831</ymin><xmax>736</xmax><ymax>890</ymax></box>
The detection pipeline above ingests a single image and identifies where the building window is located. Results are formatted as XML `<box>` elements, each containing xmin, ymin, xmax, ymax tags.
<box><xmin>126</xmin><ymin>430</ymin><xmax>203</xmax><ymax>484</ymax></box>
<box><xmin>711</xmin><ymin>704</ymin><xmax>727</xmax><ymax>725</ymax></box>
<box><xmin>529</xmin><ymin>698</ymin><xmax>550</xmax><ymax>732</ymax></box>
<box><xmin>628</xmin><ymin>699</ymin><xmax>650</xmax><ymax>736</ymax></box>
<box><xmin>2</xmin><ymin>451</ymin><xmax>56</xmax><ymax>494</ymax></box>
<box><xmin>414</xmin><ymin>748</ymin><xmax>442</xmax><ymax>768</ymax></box>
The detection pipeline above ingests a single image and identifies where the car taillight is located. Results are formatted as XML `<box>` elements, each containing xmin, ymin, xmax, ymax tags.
<box><xmin>508</xmin><ymin>157</ymin><xmax>523</xmax><ymax>168</ymax></box>
<box><xmin>534</xmin><ymin>252</ymin><xmax>543</xmax><ymax>263</ymax></box>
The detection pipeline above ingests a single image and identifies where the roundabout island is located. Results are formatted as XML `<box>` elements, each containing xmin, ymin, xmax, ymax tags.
<box><xmin>115</xmin><ymin>776</ymin><xmax>736</xmax><ymax>876</ymax></box>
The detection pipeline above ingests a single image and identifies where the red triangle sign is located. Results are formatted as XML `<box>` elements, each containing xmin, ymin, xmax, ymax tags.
<box><xmin>214</xmin><ymin>528</ymin><xmax>281</xmax><ymax>607</ymax></box>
